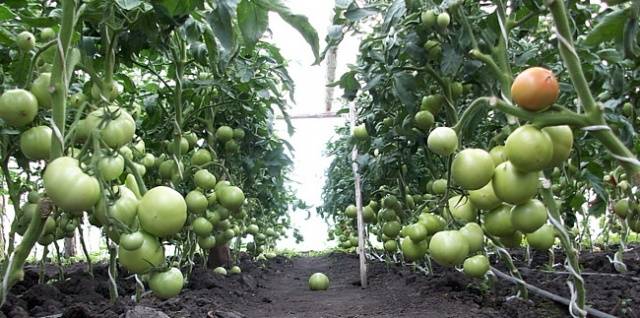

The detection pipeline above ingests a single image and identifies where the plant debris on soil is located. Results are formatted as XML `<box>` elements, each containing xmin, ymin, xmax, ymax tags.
<box><xmin>2</xmin><ymin>247</ymin><xmax>639</xmax><ymax>318</ymax></box>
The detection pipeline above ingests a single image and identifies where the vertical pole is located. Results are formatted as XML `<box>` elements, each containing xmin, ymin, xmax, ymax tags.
<box><xmin>325</xmin><ymin>46</ymin><xmax>338</xmax><ymax>112</ymax></box>
<box><xmin>349</xmin><ymin>103</ymin><xmax>367</xmax><ymax>288</ymax></box>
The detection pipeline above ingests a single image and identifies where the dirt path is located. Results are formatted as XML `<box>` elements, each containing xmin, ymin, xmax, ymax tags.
<box><xmin>4</xmin><ymin>250</ymin><xmax>638</xmax><ymax>317</ymax></box>
<box><xmin>234</xmin><ymin>255</ymin><xmax>502</xmax><ymax>318</ymax></box>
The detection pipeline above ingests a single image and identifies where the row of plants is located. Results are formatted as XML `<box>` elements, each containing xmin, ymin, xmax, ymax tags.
<box><xmin>0</xmin><ymin>0</ymin><xmax>317</xmax><ymax>303</ymax></box>
<box><xmin>320</xmin><ymin>0</ymin><xmax>639</xmax><ymax>316</ymax></box>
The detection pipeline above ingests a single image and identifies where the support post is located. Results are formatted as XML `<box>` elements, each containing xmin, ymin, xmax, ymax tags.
<box><xmin>349</xmin><ymin>103</ymin><xmax>367</xmax><ymax>288</ymax></box>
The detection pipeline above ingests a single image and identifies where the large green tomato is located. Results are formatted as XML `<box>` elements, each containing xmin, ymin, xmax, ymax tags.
<box><xmin>427</xmin><ymin>127</ymin><xmax>458</xmax><ymax>156</ymax></box>
<box><xmin>216</xmin><ymin>126</ymin><xmax>234</xmax><ymax>142</ymax></box>
<box><xmin>308</xmin><ymin>273</ymin><xmax>330</xmax><ymax>291</ymax></box>
<box><xmin>383</xmin><ymin>240</ymin><xmax>398</xmax><ymax>252</ymax></box>
<box><xmin>383</xmin><ymin>221</ymin><xmax>402</xmax><ymax>238</ymax></box>
<box><xmin>345</xmin><ymin>204</ymin><xmax>357</xmax><ymax>218</ymax></box>
<box><xmin>20</xmin><ymin>126</ymin><xmax>52</xmax><ymax>160</ymax></box>
<box><xmin>459</xmin><ymin>222</ymin><xmax>484</xmax><ymax>253</ymax></box>
<box><xmin>218</xmin><ymin>186</ymin><xmax>245</xmax><ymax>211</ymax></box>
<box><xmin>97</xmin><ymin>154</ymin><xmax>125</xmax><ymax>181</ymax></box>
<box><xmin>138</xmin><ymin>186</ymin><xmax>187</xmax><ymax>237</ymax></box>
<box><xmin>414</xmin><ymin>110</ymin><xmax>434</xmax><ymax>130</ymax></box>
<box><xmin>0</xmin><ymin>89</ymin><xmax>38</xmax><ymax>127</ymax></box>
<box><xmin>468</xmin><ymin>182</ymin><xmax>501</xmax><ymax>211</ymax></box>
<box><xmin>192</xmin><ymin>217</ymin><xmax>213</xmax><ymax>237</ymax></box>
<box><xmin>194</xmin><ymin>169</ymin><xmax>217</xmax><ymax>190</ymax></box>
<box><xmin>86</xmin><ymin>107</ymin><xmax>136</xmax><ymax>149</ymax></box>
<box><xmin>483</xmin><ymin>204</ymin><xmax>515</xmax><ymax>237</ymax></box>
<box><xmin>492</xmin><ymin>161</ymin><xmax>539</xmax><ymax>205</ymax></box>
<box><xmin>31</xmin><ymin>73</ymin><xmax>52</xmax><ymax>108</ymax></box>
<box><xmin>94</xmin><ymin>186</ymin><xmax>139</xmax><ymax>227</ymax></box>
<box><xmin>185</xmin><ymin>190</ymin><xmax>208</xmax><ymax>214</ymax></box>
<box><xmin>447</xmin><ymin>195</ymin><xmax>477</xmax><ymax>223</ymax></box>
<box><xmin>149</xmin><ymin>267</ymin><xmax>184</xmax><ymax>299</ymax></box>
<box><xmin>119</xmin><ymin>232</ymin><xmax>144</xmax><ymax>251</ymax></box>
<box><xmin>44</xmin><ymin>157</ymin><xmax>100</xmax><ymax>212</ymax></box>
<box><xmin>526</xmin><ymin>224</ymin><xmax>555</xmax><ymax>250</ymax></box>
<box><xmin>429</xmin><ymin>230</ymin><xmax>469</xmax><ymax>266</ymax></box>
<box><xmin>401</xmin><ymin>237</ymin><xmax>428</xmax><ymax>262</ymax></box>
<box><xmin>510</xmin><ymin>199</ymin><xmax>548</xmax><ymax>233</ymax></box>
<box><xmin>417</xmin><ymin>213</ymin><xmax>445</xmax><ymax>234</ymax></box>
<box><xmin>505</xmin><ymin>125</ymin><xmax>553</xmax><ymax>172</ymax></box>
<box><xmin>406</xmin><ymin>223</ymin><xmax>428</xmax><ymax>242</ymax></box>
<box><xmin>451</xmin><ymin>148</ymin><xmax>495</xmax><ymax>190</ymax></box>
<box><xmin>542</xmin><ymin>125</ymin><xmax>573</xmax><ymax>168</ymax></box>
<box><xmin>191</xmin><ymin>149</ymin><xmax>213</xmax><ymax>166</ymax></box>
<box><xmin>463</xmin><ymin>255</ymin><xmax>490</xmax><ymax>278</ymax></box>
<box><xmin>118</xmin><ymin>232</ymin><xmax>165</xmax><ymax>274</ymax></box>
<box><xmin>431</xmin><ymin>179</ymin><xmax>447</xmax><ymax>194</ymax></box>
<box><xmin>489</xmin><ymin>145</ymin><xmax>507</xmax><ymax>166</ymax></box>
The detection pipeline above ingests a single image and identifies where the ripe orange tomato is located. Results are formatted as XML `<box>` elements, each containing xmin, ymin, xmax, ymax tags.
<box><xmin>511</xmin><ymin>67</ymin><xmax>559</xmax><ymax>111</ymax></box>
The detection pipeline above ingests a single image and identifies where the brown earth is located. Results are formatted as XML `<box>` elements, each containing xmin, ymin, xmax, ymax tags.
<box><xmin>2</xmin><ymin>247</ymin><xmax>639</xmax><ymax>318</ymax></box>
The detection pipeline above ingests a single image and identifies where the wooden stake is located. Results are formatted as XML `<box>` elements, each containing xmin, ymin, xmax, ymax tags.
<box><xmin>349</xmin><ymin>103</ymin><xmax>367</xmax><ymax>288</ymax></box>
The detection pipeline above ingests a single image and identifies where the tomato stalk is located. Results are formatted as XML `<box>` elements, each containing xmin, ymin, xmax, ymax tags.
<box><xmin>52</xmin><ymin>240</ymin><xmax>64</xmax><ymax>282</ymax></box>
<box><xmin>107</xmin><ymin>240</ymin><xmax>118</xmax><ymax>303</ymax></box>
<box><xmin>545</xmin><ymin>0</ymin><xmax>640</xmax><ymax>185</ymax></box>
<box><xmin>540</xmin><ymin>176</ymin><xmax>586</xmax><ymax>317</ymax></box>
<box><xmin>38</xmin><ymin>245</ymin><xmax>48</xmax><ymax>284</ymax></box>
<box><xmin>77</xmin><ymin>223</ymin><xmax>93</xmax><ymax>277</ymax></box>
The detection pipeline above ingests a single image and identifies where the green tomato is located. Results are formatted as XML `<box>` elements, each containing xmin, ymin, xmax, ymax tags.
<box><xmin>30</xmin><ymin>73</ymin><xmax>52</xmax><ymax>109</ymax></box>
<box><xmin>214</xmin><ymin>267</ymin><xmax>228</xmax><ymax>275</ymax></box>
<box><xmin>489</xmin><ymin>145</ymin><xmax>507</xmax><ymax>166</ymax></box>
<box><xmin>431</xmin><ymin>179</ymin><xmax>448</xmax><ymax>194</ymax></box>
<box><xmin>149</xmin><ymin>267</ymin><xmax>184</xmax><ymax>299</ymax></box>
<box><xmin>16</xmin><ymin>31</ymin><xmax>36</xmax><ymax>51</ymax></box>
<box><xmin>194</xmin><ymin>169</ymin><xmax>217</xmax><ymax>190</ymax></box>
<box><xmin>94</xmin><ymin>186</ymin><xmax>139</xmax><ymax>227</ymax></box>
<box><xmin>69</xmin><ymin>92</ymin><xmax>87</xmax><ymax>108</ymax></box>
<box><xmin>184</xmin><ymin>131</ymin><xmax>198</xmax><ymax>148</ymax></box>
<box><xmin>185</xmin><ymin>190</ymin><xmax>208</xmax><ymax>214</ymax></box>
<box><xmin>230</xmin><ymin>266</ymin><xmax>242</xmax><ymax>274</ymax></box>
<box><xmin>468</xmin><ymin>182</ymin><xmax>501</xmax><ymax>211</ymax></box>
<box><xmin>218</xmin><ymin>186</ymin><xmax>245</xmax><ymax>211</ymax></box>
<box><xmin>224</xmin><ymin>140</ymin><xmax>240</xmax><ymax>153</ymax></box>
<box><xmin>192</xmin><ymin>217</ymin><xmax>213</xmax><ymax>237</ymax></box>
<box><xmin>383</xmin><ymin>240</ymin><xmax>398</xmax><ymax>252</ymax></box>
<box><xmin>119</xmin><ymin>232</ymin><xmax>144</xmax><ymax>251</ymax></box>
<box><xmin>421</xmin><ymin>10</ymin><xmax>437</xmax><ymax>28</ymax></box>
<box><xmin>198</xmin><ymin>235</ymin><xmax>217</xmax><ymax>249</ymax></box>
<box><xmin>429</xmin><ymin>230</ymin><xmax>469</xmax><ymax>267</ymax></box>
<box><xmin>345</xmin><ymin>204</ymin><xmax>357</xmax><ymax>218</ymax></box>
<box><xmin>483</xmin><ymin>204</ymin><xmax>515</xmax><ymax>237</ymax></box>
<box><xmin>542</xmin><ymin>125</ymin><xmax>573</xmax><ymax>168</ymax></box>
<box><xmin>140</xmin><ymin>153</ymin><xmax>156</xmax><ymax>169</ymax></box>
<box><xmin>510</xmin><ymin>199</ymin><xmax>548</xmax><ymax>233</ymax></box>
<box><xmin>20</xmin><ymin>126</ymin><xmax>52</xmax><ymax>160</ymax></box>
<box><xmin>613</xmin><ymin>198</ymin><xmax>630</xmax><ymax>218</ymax></box>
<box><xmin>401</xmin><ymin>237</ymin><xmax>427</xmax><ymax>262</ymax></box>
<box><xmin>406</xmin><ymin>223</ymin><xmax>428</xmax><ymax>242</ymax></box>
<box><xmin>451</xmin><ymin>148</ymin><xmax>495</xmax><ymax>190</ymax></box>
<box><xmin>0</xmin><ymin>89</ymin><xmax>38</xmax><ymax>127</ymax></box>
<box><xmin>436</xmin><ymin>12</ymin><xmax>451</xmax><ymax>30</ymax></box>
<box><xmin>463</xmin><ymin>255</ymin><xmax>490</xmax><ymax>278</ymax></box>
<box><xmin>86</xmin><ymin>107</ymin><xmax>136</xmax><ymax>149</ymax></box>
<box><xmin>118</xmin><ymin>232</ymin><xmax>165</xmax><ymax>274</ymax></box>
<box><xmin>353</xmin><ymin>124</ymin><xmax>368</xmax><ymax>140</ymax></box>
<box><xmin>447</xmin><ymin>195</ymin><xmax>477</xmax><ymax>224</ymax></box>
<box><xmin>427</xmin><ymin>127</ymin><xmax>458</xmax><ymax>156</ymax></box>
<box><xmin>417</xmin><ymin>213</ymin><xmax>445</xmax><ymax>234</ymax></box>
<box><xmin>492</xmin><ymin>161</ymin><xmax>539</xmax><ymax>205</ymax></box>
<box><xmin>233</xmin><ymin>128</ymin><xmax>245</xmax><ymax>140</ymax></box>
<box><xmin>216</xmin><ymin>126</ymin><xmax>234</xmax><ymax>142</ymax></box>
<box><xmin>505</xmin><ymin>125</ymin><xmax>553</xmax><ymax>172</ymax></box>
<box><xmin>308</xmin><ymin>273</ymin><xmax>329</xmax><ymax>291</ymax></box>
<box><xmin>39</xmin><ymin>28</ymin><xmax>56</xmax><ymax>41</ymax></box>
<box><xmin>421</xmin><ymin>94</ymin><xmax>444</xmax><ymax>115</ymax></box>
<box><xmin>383</xmin><ymin>221</ymin><xmax>402</xmax><ymax>238</ymax></box>
<box><xmin>44</xmin><ymin>157</ymin><xmax>100</xmax><ymax>212</ymax></box>
<box><xmin>459</xmin><ymin>222</ymin><xmax>484</xmax><ymax>253</ymax></box>
<box><xmin>499</xmin><ymin>231</ymin><xmax>523</xmax><ymax>248</ymax></box>
<box><xmin>97</xmin><ymin>154</ymin><xmax>125</xmax><ymax>181</ymax></box>
<box><xmin>526</xmin><ymin>224</ymin><xmax>555</xmax><ymax>250</ymax></box>
<box><xmin>191</xmin><ymin>149</ymin><xmax>213</xmax><ymax>166</ymax></box>
<box><xmin>414</xmin><ymin>110</ymin><xmax>434</xmax><ymax>131</ymax></box>
<box><xmin>138</xmin><ymin>186</ymin><xmax>187</xmax><ymax>237</ymax></box>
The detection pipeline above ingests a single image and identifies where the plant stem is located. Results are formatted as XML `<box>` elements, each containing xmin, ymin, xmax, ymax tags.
<box><xmin>540</xmin><ymin>175</ymin><xmax>586</xmax><ymax>317</ymax></box>
<box><xmin>107</xmin><ymin>240</ymin><xmax>118</xmax><ymax>303</ymax></box>
<box><xmin>77</xmin><ymin>224</ymin><xmax>93</xmax><ymax>277</ymax></box>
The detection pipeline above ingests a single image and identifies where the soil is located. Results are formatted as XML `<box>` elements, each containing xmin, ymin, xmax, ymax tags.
<box><xmin>2</xmin><ymin>246</ymin><xmax>639</xmax><ymax>318</ymax></box>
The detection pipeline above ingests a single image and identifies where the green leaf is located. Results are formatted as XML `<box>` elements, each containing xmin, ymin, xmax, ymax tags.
<box><xmin>0</xmin><ymin>4</ymin><xmax>16</xmax><ymax>21</ymax></box>
<box><xmin>115</xmin><ymin>0</ymin><xmax>143</xmax><ymax>10</ymax></box>
<box><xmin>584</xmin><ymin>8</ymin><xmax>630</xmax><ymax>47</ymax></box>
<box><xmin>21</xmin><ymin>16</ymin><xmax>57</xmax><ymax>27</ymax></box>
<box><xmin>237</xmin><ymin>0</ymin><xmax>269</xmax><ymax>51</ymax></box>
<box><xmin>344</xmin><ymin>7</ymin><xmax>378</xmax><ymax>21</ymax></box>
<box><xmin>382</xmin><ymin>0</ymin><xmax>406</xmax><ymax>33</ymax></box>
<box><xmin>255</xmin><ymin>0</ymin><xmax>320</xmax><ymax>64</ymax></box>
<box><xmin>207</xmin><ymin>0</ymin><xmax>238</xmax><ymax>57</ymax></box>
<box><xmin>392</xmin><ymin>72</ymin><xmax>418</xmax><ymax>111</ymax></box>
<box><xmin>153</xmin><ymin>0</ymin><xmax>202</xmax><ymax>16</ymax></box>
